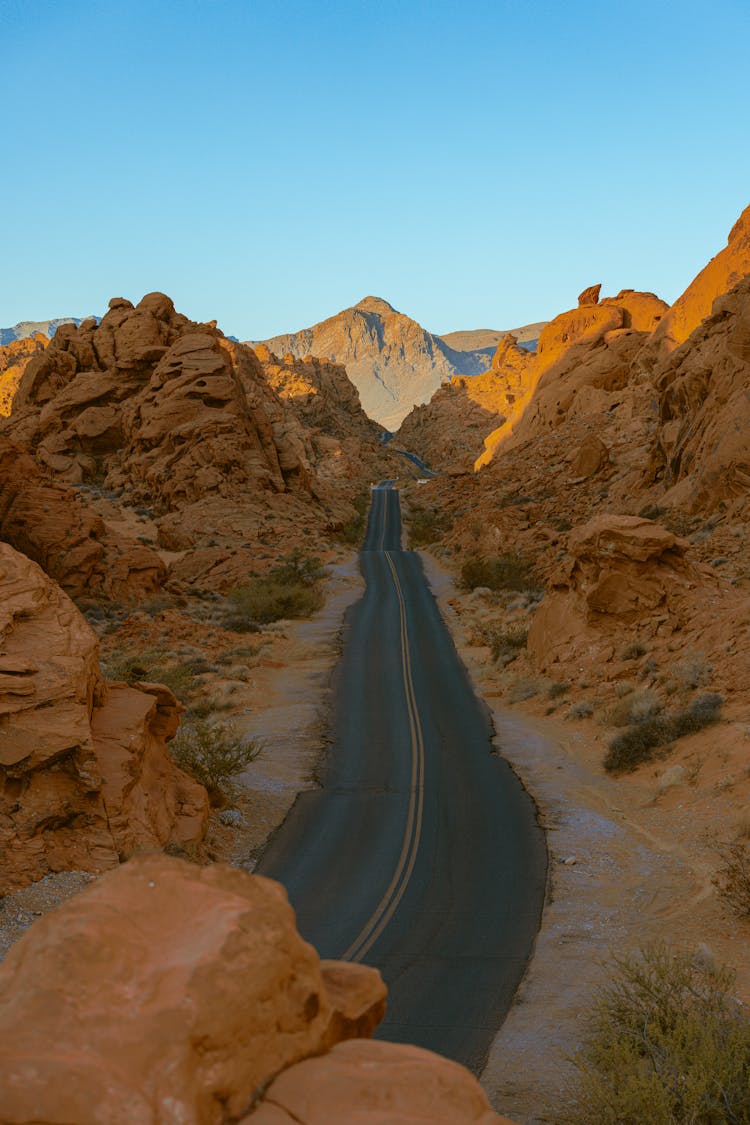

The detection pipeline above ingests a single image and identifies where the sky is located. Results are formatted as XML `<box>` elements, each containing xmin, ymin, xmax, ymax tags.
<box><xmin>1</xmin><ymin>0</ymin><xmax>749</xmax><ymax>339</ymax></box>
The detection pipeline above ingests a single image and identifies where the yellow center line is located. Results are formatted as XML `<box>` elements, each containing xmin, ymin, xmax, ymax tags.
<box><xmin>343</xmin><ymin>531</ymin><xmax>426</xmax><ymax>963</ymax></box>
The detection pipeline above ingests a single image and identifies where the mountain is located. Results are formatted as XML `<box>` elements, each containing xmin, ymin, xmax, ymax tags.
<box><xmin>0</xmin><ymin>317</ymin><xmax>94</xmax><ymax>345</ymax></box>
<box><xmin>439</xmin><ymin>321</ymin><xmax>547</xmax><ymax>358</ymax></box>
<box><xmin>252</xmin><ymin>297</ymin><xmax>539</xmax><ymax>432</ymax></box>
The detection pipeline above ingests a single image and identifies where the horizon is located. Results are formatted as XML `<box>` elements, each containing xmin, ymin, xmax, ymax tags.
<box><xmin>2</xmin><ymin>0</ymin><xmax>749</xmax><ymax>339</ymax></box>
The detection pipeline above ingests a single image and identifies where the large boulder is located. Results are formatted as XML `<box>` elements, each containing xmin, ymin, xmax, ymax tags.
<box><xmin>528</xmin><ymin>515</ymin><xmax>698</xmax><ymax>672</ymax></box>
<box><xmin>0</xmin><ymin>543</ymin><xmax>207</xmax><ymax>892</ymax></box>
<box><xmin>0</xmin><ymin>855</ymin><xmax>387</xmax><ymax>1124</ymax></box>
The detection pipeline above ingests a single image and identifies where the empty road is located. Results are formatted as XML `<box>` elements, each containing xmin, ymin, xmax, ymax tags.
<box><xmin>258</xmin><ymin>483</ymin><xmax>547</xmax><ymax>1072</ymax></box>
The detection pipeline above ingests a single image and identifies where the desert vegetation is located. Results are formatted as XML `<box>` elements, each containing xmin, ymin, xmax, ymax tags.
<box><xmin>604</xmin><ymin>693</ymin><xmax>724</xmax><ymax>773</ymax></box>
<box><xmin>169</xmin><ymin>719</ymin><xmax>262</xmax><ymax>806</ymax></box>
<box><xmin>224</xmin><ymin>549</ymin><xmax>325</xmax><ymax>628</ymax></box>
<box><xmin>460</xmin><ymin>552</ymin><xmax>538</xmax><ymax>593</ymax></box>
<box><xmin>565</xmin><ymin>944</ymin><xmax>750</xmax><ymax>1125</ymax></box>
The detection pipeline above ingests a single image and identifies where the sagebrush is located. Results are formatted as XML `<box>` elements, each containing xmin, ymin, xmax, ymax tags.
<box><xmin>170</xmin><ymin>719</ymin><xmax>262</xmax><ymax>803</ymax></box>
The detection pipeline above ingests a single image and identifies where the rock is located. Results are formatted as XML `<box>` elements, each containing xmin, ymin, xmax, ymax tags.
<box><xmin>0</xmin><ymin>543</ymin><xmax>207</xmax><ymax>892</ymax></box>
<box><xmin>249</xmin><ymin>1039</ymin><xmax>511</xmax><ymax>1124</ymax></box>
<box><xmin>652</xmin><ymin>202</ymin><xmax>750</xmax><ymax>353</ymax></box>
<box><xmin>527</xmin><ymin>515</ymin><xmax>698</xmax><ymax>673</ymax></box>
<box><xmin>569</xmin><ymin>434</ymin><xmax>609</xmax><ymax>479</ymax></box>
<box><xmin>0</xmin><ymin>855</ymin><xmax>387</xmax><ymax>1123</ymax></box>
<box><xmin>0</xmin><ymin>434</ymin><xmax>166</xmax><ymax>599</ymax></box>
<box><xmin>578</xmin><ymin>283</ymin><xmax>602</xmax><ymax>306</ymax></box>
<box><xmin>647</xmin><ymin>275</ymin><xmax>750</xmax><ymax>514</ymax></box>
<box><xmin>0</xmin><ymin>333</ymin><xmax>48</xmax><ymax>416</ymax></box>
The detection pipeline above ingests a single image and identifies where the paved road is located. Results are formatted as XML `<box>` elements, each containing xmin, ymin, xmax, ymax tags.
<box><xmin>257</xmin><ymin>484</ymin><xmax>546</xmax><ymax>1072</ymax></box>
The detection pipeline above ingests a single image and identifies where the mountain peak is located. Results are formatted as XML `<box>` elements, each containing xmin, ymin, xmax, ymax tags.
<box><xmin>354</xmin><ymin>296</ymin><xmax>397</xmax><ymax>316</ymax></box>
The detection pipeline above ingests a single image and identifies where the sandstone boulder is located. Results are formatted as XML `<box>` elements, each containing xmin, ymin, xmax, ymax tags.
<box><xmin>569</xmin><ymin>434</ymin><xmax>610</xmax><ymax>479</ymax></box>
<box><xmin>578</xmin><ymin>283</ymin><xmax>601</xmax><ymax>306</ymax></box>
<box><xmin>0</xmin><ymin>855</ymin><xmax>387</xmax><ymax>1124</ymax></box>
<box><xmin>250</xmin><ymin>1039</ymin><xmax>510</xmax><ymax>1124</ymax></box>
<box><xmin>0</xmin><ymin>543</ymin><xmax>207</xmax><ymax>892</ymax></box>
<box><xmin>0</xmin><ymin>333</ymin><xmax>48</xmax><ymax>416</ymax></box>
<box><xmin>528</xmin><ymin>515</ymin><xmax>696</xmax><ymax>672</ymax></box>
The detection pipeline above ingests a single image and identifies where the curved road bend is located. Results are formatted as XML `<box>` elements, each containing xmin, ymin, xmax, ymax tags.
<box><xmin>257</xmin><ymin>483</ymin><xmax>547</xmax><ymax>1073</ymax></box>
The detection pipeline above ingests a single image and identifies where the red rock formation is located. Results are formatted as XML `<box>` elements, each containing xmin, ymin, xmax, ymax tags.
<box><xmin>0</xmin><ymin>544</ymin><xmax>207</xmax><ymax>893</ymax></box>
<box><xmin>0</xmin><ymin>855</ymin><xmax>386</xmax><ymax>1122</ymax></box>
<box><xmin>527</xmin><ymin>515</ymin><xmax>702</xmax><ymax>674</ymax></box>
<box><xmin>0</xmin><ymin>333</ymin><xmax>48</xmax><ymax>416</ymax></box>
<box><xmin>652</xmin><ymin>202</ymin><xmax>750</xmax><ymax>353</ymax></box>
<box><xmin>648</xmin><ymin>275</ymin><xmax>750</xmax><ymax>514</ymax></box>
<box><xmin>250</xmin><ymin>1039</ymin><xmax>510</xmax><ymax>1124</ymax></box>
<box><xmin>0</xmin><ymin>854</ymin><xmax>512</xmax><ymax>1125</ymax></box>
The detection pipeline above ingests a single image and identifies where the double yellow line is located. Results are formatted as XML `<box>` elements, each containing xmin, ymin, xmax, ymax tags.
<box><xmin>343</xmin><ymin>533</ymin><xmax>426</xmax><ymax>963</ymax></box>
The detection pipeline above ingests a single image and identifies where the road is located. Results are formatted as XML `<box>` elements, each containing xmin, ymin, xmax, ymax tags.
<box><xmin>257</xmin><ymin>483</ymin><xmax>547</xmax><ymax>1072</ymax></box>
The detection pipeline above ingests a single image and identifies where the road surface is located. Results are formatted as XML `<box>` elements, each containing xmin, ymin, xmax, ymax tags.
<box><xmin>258</xmin><ymin>483</ymin><xmax>546</xmax><ymax>1072</ymax></box>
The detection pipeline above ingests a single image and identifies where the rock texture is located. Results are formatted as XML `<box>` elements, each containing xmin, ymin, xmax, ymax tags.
<box><xmin>0</xmin><ymin>853</ymin><xmax>514</xmax><ymax>1125</ymax></box>
<box><xmin>0</xmin><ymin>543</ymin><xmax>207</xmax><ymax>893</ymax></box>
<box><xmin>0</xmin><ymin>435</ymin><xmax>166</xmax><ymax>599</ymax></box>
<box><xmin>0</xmin><ymin>855</ymin><xmax>382</xmax><ymax>1123</ymax></box>
<box><xmin>255</xmin><ymin>296</ymin><xmax>502</xmax><ymax>431</ymax></box>
<box><xmin>2</xmin><ymin>293</ymin><xmax>397</xmax><ymax>596</ymax></box>
<box><xmin>0</xmin><ymin>334</ymin><xmax>48</xmax><ymax>415</ymax></box>
<box><xmin>652</xmin><ymin>203</ymin><xmax>750</xmax><ymax>353</ymax></box>
<box><xmin>250</xmin><ymin>1039</ymin><xmax>510</xmax><ymax>1124</ymax></box>
<box><xmin>395</xmin><ymin>333</ymin><xmax>535</xmax><ymax>468</ymax></box>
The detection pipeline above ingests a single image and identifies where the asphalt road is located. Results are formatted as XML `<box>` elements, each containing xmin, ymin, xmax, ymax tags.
<box><xmin>257</xmin><ymin>483</ymin><xmax>547</xmax><ymax>1072</ymax></box>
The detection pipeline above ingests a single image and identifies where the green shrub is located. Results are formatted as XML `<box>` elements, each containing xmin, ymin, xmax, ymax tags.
<box><xmin>407</xmin><ymin>504</ymin><xmax>451</xmax><ymax>547</ymax></box>
<box><xmin>564</xmin><ymin>944</ymin><xmax>750</xmax><ymax>1125</ymax></box>
<box><xmin>225</xmin><ymin>550</ymin><xmax>325</xmax><ymax>628</ymax></box>
<box><xmin>102</xmin><ymin>648</ymin><xmax>198</xmax><ymax>701</ymax></box>
<box><xmin>460</xmin><ymin>553</ymin><xmax>537</xmax><ymax>593</ymax></box>
<box><xmin>488</xmin><ymin>626</ymin><xmax>528</xmax><ymax>664</ymax></box>
<box><xmin>605</xmin><ymin>694</ymin><xmax>723</xmax><ymax>773</ymax></box>
<box><xmin>169</xmin><ymin>719</ymin><xmax>262</xmax><ymax>804</ymax></box>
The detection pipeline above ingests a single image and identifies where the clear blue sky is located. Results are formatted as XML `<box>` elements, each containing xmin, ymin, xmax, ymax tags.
<box><xmin>2</xmin><ymin>0</ymin><xmax>749</xmax><ymax>339</ymax></box>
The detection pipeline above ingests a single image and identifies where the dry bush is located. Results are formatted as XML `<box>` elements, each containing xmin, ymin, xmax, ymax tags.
<box><xmin>461</xmin><ymin>553</ymin><xmax>538</xmax><ymax>593</ymax></box>
<box><xmin>564</xmin><ymin>943</ymin><xmax>750</xmax><ymax>1125</ymax></box>
<box><xmin>603</xmin><ymin>689</ymin><xmax>663</xmax><ymax>728</ymax></box>
<box><xmin>407</xmin><ymin>504</ymin><xmax>451</xmax><ymax>546</ymax></box>
<box><xmin>225</xmin><ymin>550</ymin><xmax>324</xmax><ymax>628</ymax></box>
<box><xmin>604</xmin><ymin>693</ymin><xmax>723</xmax><ymax>774</ymax></box>
<box><xmin>488</xmin><ymin>625</ymin><xmax>528</xmax><ymax>665</ymax></box>
<box><xmin>170</xmin><ymin>719</ymin><xmax>262</xmax><ymax>805</ymax></box>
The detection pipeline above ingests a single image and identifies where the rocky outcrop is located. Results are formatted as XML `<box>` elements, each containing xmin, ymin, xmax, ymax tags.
<box><xmin>475</xmin><ymin>290</ymin><xmax>668</xmax><ymax>468</ymax></box>
<box><xmin>0</xmin><ymin>317</ymin><xmax>88</xmax><ymax>346</ymax></box>
<box><xmin>0</xmin><ymin>435</ymin><xmax>166</xmax><ymax>599</ymax></box>
<box><xmin>0</xmin><ymin>544</ymin><xmax>207</xmax><ymax>893</ymax></box>
<box><xmin>396</xmin><ymin>333</ymin><xmax>535</xmax><ymax>468</ymax></box>
<box><xmin>0</xmin><ymin>334</ymin><xmax>48</xmax><ymax>416</ymax></box>
<box><xmin>652</xmin><ymin>202</ymin><xmax>750</xmax><ymax>353</ymax></box>
<box><xmin>0</xmin><ymin>854</ymin><xmax>511</xmax><ymax>1125</ymax></box>
<box><xmin>527</xmin><ymin>515</ymin><xmax>699</xmax><ymax>672</ymax></box>
<box><xmin>254</xmin><ymin>296</ymin><xmax>498</xmax><ymax>431</ymax></box>
<box><xmin>648</xmin><ymin>275</ymin><xmax>750</xmax><ymax>514</ymax></box>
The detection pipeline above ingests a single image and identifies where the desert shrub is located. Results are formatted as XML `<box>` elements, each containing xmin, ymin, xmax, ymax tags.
<box><xmin>604</xmin><ymin>689</ymin><xmax>663</xmax><ymax>728</ymax></box>
<box><xmin>548</xmin><ymin>681</ymin><xmax>570</xmax><ymax>699</ymax></box>
<box><xmin>407</xmin><ymin>504</ymin><xmax>451</xmax><ymax>547</ymax></box>
<box><xmin>102</xmin><ymin>649</ymin><xmax>197</xmax><ymax>701</ymax></box>
<box><xmin>225</xmin><ymin>550</ymin><xmax>324</xmax><ymax>628</ymax></box>
<box><xmin>605</xmin><ymin>694</ymin><xmax>723</xmax><ymax>773</ymax></box>
<box><xmin>507</xmin><ymin>676</ymin><xmax>541</xmax><ymax>703</ymax></box>
<box><xmin>715</xmin><ymin>840</ymin><xmax>750</xmax><ymax>917</ymax></box>
<box><xmin>169</xmin><ymin>719</ymin><xmax>262</xmax><ymax>804</ymax></box>
<box><xmin>461</xmin><ymin>553</ymin><xmax>538</xmax><ymax>593</ymax></box>
<box><xmin>564</xmin><ymin>943</ymin><xmax>750</xmax><ymax>1125</ymax></box>
<box><xmin>488</xmin><ymin>626</ymin><xmax>528</xmax><ymax>664</ymax></box>
<box><xmin>620</xmin><ymin>640</ymin><xmax>646</xmax><ymax>661</ymax></box>
<box><xmin>337</xmin><ymin>491</ymin><xmax>369</xmax><ymax>545</ymax></box>
<box><xmin>673</xmin><ymin>652</ymin><xmax>714</xmax><ymax>691</ymax></box>
<box><xmin>568</xmin><ymin>700</ymin><xmax>594</xmax><ymax>719</ymax></box>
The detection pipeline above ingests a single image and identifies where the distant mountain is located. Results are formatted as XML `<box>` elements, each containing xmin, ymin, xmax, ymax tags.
<box><xmin>440</xmin><ymin>321</ymin><xmax>547</xmax><ymax>358</ymax></box>
<box><xmin>0</xmin><ymin>317</ymin><xmax>96</xmax><ymax>345</ymax></box>
<box><xmin>253</xmin><ymin>297</ymin><xmax>540</xmax><ymax>431</ymax></box>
